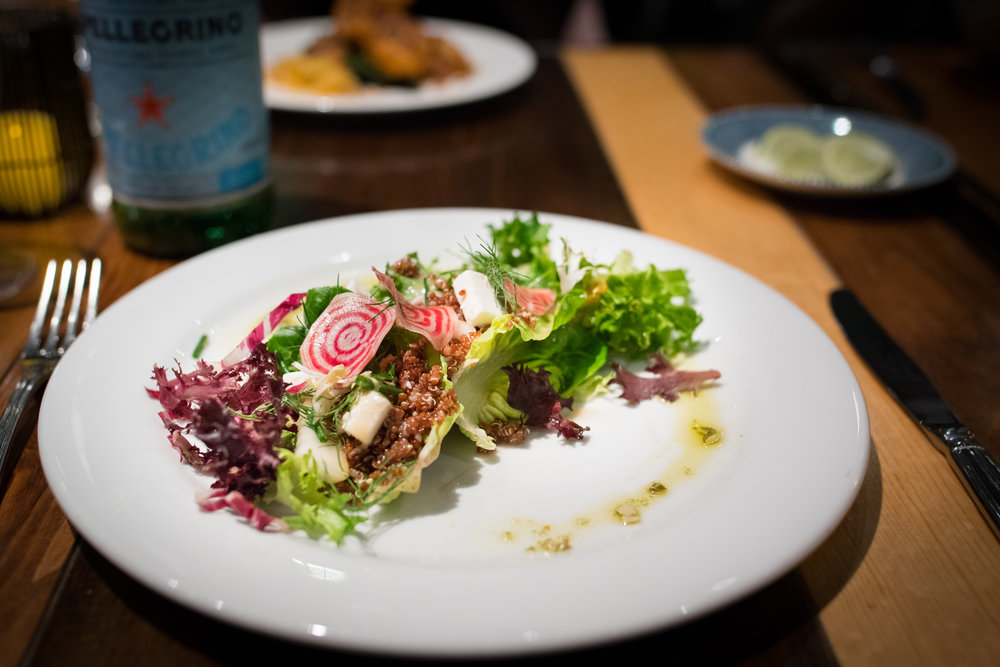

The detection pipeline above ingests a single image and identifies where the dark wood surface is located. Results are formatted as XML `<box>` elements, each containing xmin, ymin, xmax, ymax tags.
<box><xmin>2</xmin><ymin>36</ymin><xmax>999</xmax><ymax>666</ymax></box>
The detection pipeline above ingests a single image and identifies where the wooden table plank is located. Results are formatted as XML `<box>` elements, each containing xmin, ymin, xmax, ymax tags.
<box><xmin>266</xmin><ymin>58</ymin><xmax>635</xmax><ymax>230</ymax></box>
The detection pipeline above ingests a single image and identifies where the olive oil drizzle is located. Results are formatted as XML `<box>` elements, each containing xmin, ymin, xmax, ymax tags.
<box><xmin>499</xmin><ymin>392</ymin><xmax>724</xmax><ymax>553</ymax></box>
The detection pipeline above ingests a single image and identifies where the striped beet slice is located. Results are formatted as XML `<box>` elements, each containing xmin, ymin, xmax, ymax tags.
<box><xmin>299</xmin><ymin>291</ymin><xmax>395</xmax><ymax>378</ymax></box>
<box><xmin>504</xmin><ymin>279</ymin><xmax>556</xmax><ymax>315</ymax></box>
<box><xmin>222</xmin><ymin>292</ymin><xmax>307</xmax><ymax>366</ymax></box>
<box><xmin>373</xmin><ymin>268</ymin><xmax>457</xmax><ymax>350</ymax></box>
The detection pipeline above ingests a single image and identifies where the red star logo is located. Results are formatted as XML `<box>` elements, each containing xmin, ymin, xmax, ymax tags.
<box><xmin>128</xmin><ymin>81</ymin><xmax>173</xmax><ymax>128</ymax></box>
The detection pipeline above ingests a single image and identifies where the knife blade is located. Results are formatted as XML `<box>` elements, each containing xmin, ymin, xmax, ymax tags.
<box><xmin>830</xmin><ymin>288</ymin><xmax>1000</xmax><ymax>540</ymax></box>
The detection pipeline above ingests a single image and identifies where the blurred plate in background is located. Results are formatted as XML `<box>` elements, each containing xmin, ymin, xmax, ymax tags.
<box><xmin>260</xmin><ymin>17</ymin><xmax>537</xmax><ymax>114</ymax></box>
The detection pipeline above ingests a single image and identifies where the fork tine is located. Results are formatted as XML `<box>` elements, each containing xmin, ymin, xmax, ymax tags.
<box><xmin>84</xmin><ymin>258</ymin><xmax>101</xmax><ymax>330</ymax></box>
<box><xmin>62</xmin><ymin>259</ymin><xmax>88</xmax><ymax>350</ymax></box>
<box><xmin>41</xmin><ymin>259</ymin><xmax>73</xmax><ymax>357</ymax></box>
<box><xmin>24</xmin><ymin>259</ymin><xmax>57</xmax><ymax>358</ymax></box>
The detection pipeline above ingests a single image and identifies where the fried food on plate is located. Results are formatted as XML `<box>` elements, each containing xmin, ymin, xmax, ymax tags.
<box><xmin>268</xmin><ymin>0</ymin><xmax>471</xmax><ymax>95</ymax></box>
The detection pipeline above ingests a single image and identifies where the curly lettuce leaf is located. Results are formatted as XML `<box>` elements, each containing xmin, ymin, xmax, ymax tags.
<box><xmin>149</xmin><ymin>345</ymin><xmax>293</xmax><ymax>500</ymax></box>
<box><xmin>488</xmin><ymin>212</ymin><xmax>559</xmax><ymax>290</ymax></box>
<box><xmin>270</xmin><ymin>449</ymin><xmax>367</xmax><ymax>543</ymax></box>
<box><xmin>584</xmin><ymin>259</ymin><xmax>702</xmax><ymax>360</ymax></box>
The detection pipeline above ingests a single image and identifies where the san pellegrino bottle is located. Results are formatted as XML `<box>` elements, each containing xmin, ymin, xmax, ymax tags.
<box><xmin>79</xmin><ymin>0</ymin><xmax>272</xmax><ymax>257</ymax></box>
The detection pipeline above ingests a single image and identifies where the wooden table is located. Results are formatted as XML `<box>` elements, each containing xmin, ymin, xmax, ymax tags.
<box><xmin>2</xmin><ymin>37</ymin><xmax>999</xmax><ymax>666</ymax></box>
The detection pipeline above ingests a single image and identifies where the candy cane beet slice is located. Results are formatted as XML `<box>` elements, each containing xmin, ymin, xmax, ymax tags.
<box><xmin>222</xmin><ymin>292</ymin><xmax>307</xmax><ymax>366</ymax></box>
<box><xmin>299</xmin><ymin>291</ymin><xmax>395</xmax><ymax>378</ymax></box>
<box><xmin>504</xmin><ymin>279</ymin><xmax>556</xmax><ymax>315</ymax></box>
<box><xmin>373</xmin><ymin>268</ymin><xmax>458</xmax><ymax>350</ymax></box>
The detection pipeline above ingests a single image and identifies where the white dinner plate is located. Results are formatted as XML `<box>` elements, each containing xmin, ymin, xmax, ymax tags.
<box><xmin>39</xmin><ymin>208</ymin><xmax>869</xmax><ymax>658</ymax></box>
<box><xmin>702</xmin><ymin>104</ymin><xmax>956</xmax><ymax>196</ymax></box>
<box><xmin>260</xmin><ymin>17</ymin><xmax>537</xmax><ymax>113</ymax></box>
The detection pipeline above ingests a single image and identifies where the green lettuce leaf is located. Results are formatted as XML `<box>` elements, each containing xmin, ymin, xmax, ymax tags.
<box><xmin>518</xmin><ymin>322</ymin><xmax>610</xmax><ymax>400</ymax></box>
<box><xmin>453</xmin><ymin>307</ymin><xmax>609</xmax><ymax>448</ymax></box>
<box><xmin>488</xmin><ymin>212</ymin><xmax>559</xmax><ymax>289</ymax></box>
<box><xmin>453</xmin><ymin>317</ymin><xmax>526</xmax><ymax>449</ymax></box>
<box><xmin>452</xmin><ymin>219</ymin><xmax>707</xmax><ymax>450</ymax></box>
<box><xmin>583</xmin><ymin>256</ymin><xmax>702</xmax><ymax>360</ymax></box>
<box><xmin>270</xmin><ymin>449</ymin><xmax>367</xmax><ymax>543</ymax></box>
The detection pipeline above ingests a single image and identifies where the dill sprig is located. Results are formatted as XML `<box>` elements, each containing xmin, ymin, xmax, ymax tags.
<box><xmin>282</xmin><ymin>369</ymin><xmax>399</xmax><ymax>445</ymax></box>
<box><xmin>463</xmin><ymin>238</ymin><xmax>523</xmax><ymax>313</ymax></box>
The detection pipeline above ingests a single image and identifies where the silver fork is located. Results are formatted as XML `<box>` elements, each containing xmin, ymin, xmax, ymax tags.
<box><xmin>0</xmin><ymin>258</ymin><xmax>101</xmax><ymax>498</ymax></box>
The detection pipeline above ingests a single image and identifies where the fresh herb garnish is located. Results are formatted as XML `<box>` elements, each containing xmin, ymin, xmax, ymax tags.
<box><xmin>464</xmin><ymin>239</ymin><xmax>522</xmax><ymax>312</ymax></box>
<box><xmin>192</xmin><ymin>334</ymin><xmax>208</xmax><ymax>358</ymax></box>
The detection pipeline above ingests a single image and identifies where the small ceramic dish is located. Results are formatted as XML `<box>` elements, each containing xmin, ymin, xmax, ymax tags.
<box><xmin>701</xmin><ymin>104</ymin><xmax>956</xmax><ymax>196</ymax></box>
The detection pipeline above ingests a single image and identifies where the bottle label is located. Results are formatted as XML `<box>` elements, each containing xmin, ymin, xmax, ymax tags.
<box><xmin>79</xmin><ymin>0</ymin><xmax>269</xmax><ymax>204</ymax></box>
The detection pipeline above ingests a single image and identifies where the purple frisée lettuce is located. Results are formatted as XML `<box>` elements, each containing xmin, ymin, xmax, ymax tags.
<box><xmin>149</xmin><ymin>344</ymin><xmax>295</xmax><ymax>500</ymax></box>
<box><xmin>502</xmin><ymin>363</ymin><xmax>589</xmax><ymax>439</ymax></box>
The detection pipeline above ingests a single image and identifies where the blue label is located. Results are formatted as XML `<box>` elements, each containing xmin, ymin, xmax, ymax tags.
<box><xmin>80</xmin><ymin>0</ymin><xmax>269</xmax><ymax>202</ymax></box>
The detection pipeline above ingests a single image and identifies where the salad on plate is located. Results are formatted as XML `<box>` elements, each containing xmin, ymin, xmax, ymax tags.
<box><xmin>148</xmin><ymin>213</ymin><xmax>721</xmax><ymax>543</ymax></box>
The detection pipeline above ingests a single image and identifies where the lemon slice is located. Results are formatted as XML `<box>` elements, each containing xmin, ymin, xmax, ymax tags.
<box><xmin>820</xmin><ymin>132</ymin><xmax>895</xmax><ymax>186</ymax></box>
<box><xmin>756</xmin><ymin>124</ymin><xmax>825</xmax><ymax>180</ymax></box>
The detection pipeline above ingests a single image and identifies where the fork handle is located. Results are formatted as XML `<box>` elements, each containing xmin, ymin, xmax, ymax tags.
<box><xmin>0</xmin><ymin>373</ymin><xmax>46</xmax><ymax>497</ymax></box>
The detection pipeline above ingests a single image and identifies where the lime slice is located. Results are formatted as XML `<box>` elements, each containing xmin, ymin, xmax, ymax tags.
<box><xmin>820</xmin><ymin>132</ymin><xmax>896</xmax><ymax>186</ymax></box>
<box><xmin>756</xmin><ymin>124</ymin><xmax>825</xmax><ymax>180</ymax></box>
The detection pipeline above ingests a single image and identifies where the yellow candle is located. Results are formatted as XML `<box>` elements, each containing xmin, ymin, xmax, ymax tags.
<box><xmin>0</xmin><ymin>110</ymin><xmax>66</xmax><ymax>217</ymax></box>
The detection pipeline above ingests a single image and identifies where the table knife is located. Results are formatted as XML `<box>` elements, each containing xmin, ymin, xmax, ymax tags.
<box><xmin>831</xmin><ymin>288</ymin><xmax>1000</xmax><ymax>540</ymax></box>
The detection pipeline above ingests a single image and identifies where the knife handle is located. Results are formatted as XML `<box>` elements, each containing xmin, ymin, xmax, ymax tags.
<box><xmin>941</xmin><ymin>426</ymin><xmax>1000</xmax><ymax>541</ymax></box>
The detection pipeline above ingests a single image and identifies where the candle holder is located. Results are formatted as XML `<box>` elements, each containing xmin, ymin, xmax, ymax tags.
<box><xmin>0</xmin><ymin>8</ymin><xmax>94</xmax><ymax>219</ymax></box>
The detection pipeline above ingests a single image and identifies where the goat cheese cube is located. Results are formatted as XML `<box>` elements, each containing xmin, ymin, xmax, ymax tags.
<box><xmin>341</xmin><ymin>391</ymin><xmax>393</xmax><ymax>446</ymax></box>
<box><xmin>294</xmin><ymin>423</ymin><xmax>349</xmax><ymax>483</ymax></box>
<box><xmin>453</xmin><ymin>270</ymin><xmax>502</xmax><ymax>327</ymax></box>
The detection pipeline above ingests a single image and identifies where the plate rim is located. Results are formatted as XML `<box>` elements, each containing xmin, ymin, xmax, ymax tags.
<box><xmin>701</xmin><ymin>102</ymin><xmax>957</xmax><ymax>197</ymax></box>
<box><xmin>259</xmin><ymin>16</ymin><xmax>538</xmax><ymax>114</ymax></box>
<box><xmin>38</xmin><ymin>207</ymin><xmax>870</xmax><ymax>657</ymax></box>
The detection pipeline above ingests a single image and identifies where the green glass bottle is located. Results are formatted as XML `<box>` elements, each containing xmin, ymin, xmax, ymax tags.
<box><xmin>80</xmin><ymin>0</ymin><xmax>273</xmax><ymax>258</ymax></box>
<box><xmin>111</xmin><ymin>183</ymin><xmax>273</xmax><ymax>258</ymax></box>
